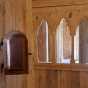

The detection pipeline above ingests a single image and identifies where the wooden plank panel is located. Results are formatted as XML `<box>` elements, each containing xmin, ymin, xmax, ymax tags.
<box><xmin>72</xmin><ymin>71</ymin><xmax>80</xmax><ymax>88</ymax></box>
<box><xmin>37</xmin><ymin>70</ymin><xmax>50</xmax><ymax>88</ymax></box>
<box><xmin>5</xmin><ymin>0</ymin><xmax>16</xmax><ymax>33</ymax></box>
<box><xmin>47</xmin><ymin>70</ymin><xmax>58</xmax><ymax>88</ymax></box>
<box><xmin>57</xmin><ymin>71</ymin><xmax>61</xmax><ymax>88</ymax></box>
<box><xmin>15</xmin><ymin>0</ymin><xmax>26</xmax><ymax>33</ymax></box>
<box><xmin>5</xmin><ymin>0</ymin><xmax>26</xmax><ymax>33</ymax></box>
<box><xmin>35</xmin><ymin>70</ymin><xmax>58</xmax><ymax>88</ymax></box>
<box><xmin>0</xmin><ymin>0</ymin><xmax>4</xmax><ymax>39</ymax></box>
<box><xmin>4</xmin><ymin>0</ymin><xmax>33</xmax><ymax>88</ymax></box>
<box><xmin>32</xmin><ymin>0</ymin><xmax>88</xmax><ymax>8</ymax></box>
<box><xmin>35</xmin><ymin>70</ymin><xmax>40</xmax><ymax>88</ymax></box>
<box><xmin>6</xmin><ymin>75</ymin><xmax>27</xmax><ymax>88</ymax></box>
<box><xmin>61</xmin><ymin>71</ymin><xmax>72</xmax><ymax>88</ymax></box>
<box><xmin>80</xmin><ymin>72</ymin><xmax>88</xmax><ymax>88</ymax></box>
<box><xmin>38</xmin><ymin>70</ymin><xmax>49</xmax><ymax>88</ymax></box>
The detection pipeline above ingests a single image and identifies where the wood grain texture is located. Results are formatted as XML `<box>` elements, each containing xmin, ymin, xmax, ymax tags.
<box><xmin>0</xmin><ymin>0</ymin><xmax>4</xmax><ymax>40</ymax></box>
<box><xmin>1</xmin><ymin>0</ymin><xmax>33</xmax><ymax>88</ymax></box>
<box><xmin>32</xmin><ymin>0</ymin><xmax>88</xmax><ymax>8</ymax></box>
<box><xmin>72</xmin><ymin>71</ymin><xmax>80</xmax><ymax>88</ymax></box>
<box><xmin>34</xmin><ymin>64</ymin><xmax>88</xmax><ymax>88</ymax></box>
<box><xmin>61</xmin><ymin>71</ymin><xmax>72</xmax><ymax>88</ymax></box>
<box><xmin>34</xmin><ymin>63</ymin><xmax>88</xmax><ymax>72</ymax></box>
<box><xmin>6</xmin><ymin>75</ymin><xmax>27</xmax><ymax>88</ymax></box>
<box><xmin>35</xmin><ymin>69</ymin><xmax>58</xmax><ymax>88</ymax></box>
<box><xmin>80</xmin><ymin>72</ymin><xmax>88</xmax><ymax>88</ymax></box>
<box><xmin>5</xmin><ymin>0</ymin><xmax>26</xmax><ymax>33</ymax></box>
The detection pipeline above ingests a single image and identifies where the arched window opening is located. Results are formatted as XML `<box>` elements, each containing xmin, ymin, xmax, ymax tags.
<box><xmin>37</xmin><ymin>20</ymin><xmax>49</xmax><ymax>63</ymax></box>
<box><xmin>56</xmin><ymin>18</ymin><xmax>71</xmax><ymax>64</ymax></box>
<box><xmin>78</xmin><ymin>19</ymin><xmax>88</xmax><ymax>64</ymax></box>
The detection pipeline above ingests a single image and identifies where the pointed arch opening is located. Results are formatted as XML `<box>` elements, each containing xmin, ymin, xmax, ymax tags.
<box><xmin>56</xmin><ymin>18</ymin><xmax>71</xmax><ymax>64</ymax></box>
<box><xmin>37</xmin><ymin>20</ymin><xmax>49</xmax><ymax>63</ymax></box>
<box><xmin>75</xmin><ymin>19</ymin><xmax>88</xmax><ymax>64</ymax></box>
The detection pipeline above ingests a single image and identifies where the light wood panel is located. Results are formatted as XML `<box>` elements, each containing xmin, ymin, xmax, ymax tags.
<box><xmin>32</xmin><ymin>0</ymin><xmax>88</xmax><ymax>8</ymax></box>
<box><xmin>35</xmin><ymin>69</ymin><xmax>58</xmax><ymax>88</ymax></box>
<box><xmin>80</xmin><ymin>72</ymin><xmax>88</xmax><ymax>88</ymax></box>
<box><xmin>35</xmin><ymin>64</ymin><xmax>88</xmax><ymax>71</ymax></box>
<box><xmin>0</xmin><ymin>0</ymin><xmax>33</xmax><ymax>88</ymax></box>
<box><xmin>5</xmin><ymin>0</ymin><xmax>26</xmax><ymax>33</ymax></box>
<box><xmin>60</xmin><ymin>71</ymin><xmax>72</xmax><ymax>88</ymax></box>
<box><xmin>6</xmin><ymin>75</ymin><xmax>27</xmax><ymax>88</ymax></box>
<box><xmin>34</xmin><ymin>64</ymin><xmax>88</xmax><ymax>88</ymax></box>
<box><xmin>72</xmin><ymin>71</ymin><xmax>80</xmax><ymax>88</ymax></box>
<box><xmin>0</xmin><ymin>0</ymin><xmax>4</xmax><ymax>40</ymax></box>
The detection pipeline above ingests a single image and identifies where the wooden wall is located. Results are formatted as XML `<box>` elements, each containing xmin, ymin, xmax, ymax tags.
<box><xmin>34</xmin><ymin>64</ymin><xmax>88</xmax><ymax>88</ymax></box>
<box><xmin>32</xmin><ymin>0</ymin><xmax>88</xmax><ymax>8</ymax></box>
<box><xmin>32</xmin><ymin>0</ymin><xmax>88</xmax><ymax>88</ymax></box>
<box><xmin>0</xmin><ymin>0</ymin><xmax>34</xmax><ymax>88</ymax></box>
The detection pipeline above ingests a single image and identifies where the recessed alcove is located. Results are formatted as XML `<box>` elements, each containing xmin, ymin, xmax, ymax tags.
<box><xmin>56</xmin><ymin>18</ymin><xmax>72</xmax><ymax>64</ymax></box>
<box><xmin>77</xmin><ymin>19</ymin><xmax>88</xmax><ymax>64</ymax></box>
<box><xmin>37</xmin><ymin>20</ymin><xmax>49</xmax><ymax>63</ymax></box>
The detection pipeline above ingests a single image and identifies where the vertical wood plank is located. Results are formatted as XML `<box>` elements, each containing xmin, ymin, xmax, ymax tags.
<box><xmin>72</xmin><ymin>71</ymin><xmax>80</xmax><ymax>88</ymax></box>
<box><xmin>35</xmin><ymin>70</ymin><xmax>58</xmax><ymax>88</ymax></box>
<box><xmin>6</xmin><ymin>75</ymin><xmax>27</xmax><ymax>88</ymax></box>
<box><xmin>61</xmin><ymin>71</ymin><xmax>72</xmax><ymax>88</ymax></box>
<box><xmin>47</xmin><ymin>70</ymin><xmax>58</xmax><ymax>88</ymax></box>
<box><xmin>0</xmin><ymin>0</ymin><xmax>4</xmax><ymax>39</ymax></box>
<box><xmin>80</xmin><ymin>72</ymin><xmax>88</xmax><ymax>88</ymax></box>
<box><xmin>57</xmin><ymin>71</ymin><xmax>61</xmax><ymax>88</ymax></box>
